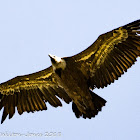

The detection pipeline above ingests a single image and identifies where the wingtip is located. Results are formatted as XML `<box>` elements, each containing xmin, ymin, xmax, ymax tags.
<box><xmin>1</xmin><ymin>118</ymin><xmax>4</xmax><ymax>124</ymax></box>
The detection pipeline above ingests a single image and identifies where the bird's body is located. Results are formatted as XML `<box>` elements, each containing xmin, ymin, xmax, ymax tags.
<box><xmin>0</xmin><ymin>20</ymin><xmax>140</xmax><ymax>123</ymax></box>
<box><xmin>49</xmin><ymin>56</ymin><xmax>106</xmax><ymax>117</ymax></box>
<box><xmin>53</xmin><ymin>57</ymin><xmax>94</xmax><ymax>114</ymax></box>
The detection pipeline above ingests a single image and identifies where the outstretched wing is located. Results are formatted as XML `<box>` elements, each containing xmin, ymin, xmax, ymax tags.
<box><xmin>0</xmin><ymin>66</ymin><xmax>71</xmax><ymax>123</ymax></box>
<box><xmin>72</xmin><ymin>20</ymin><xmax>140</xmax><ymax>89</ymax></box>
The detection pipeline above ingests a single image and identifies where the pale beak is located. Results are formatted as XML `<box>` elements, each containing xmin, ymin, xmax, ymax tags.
<box><xmin>48</xmin><ymin>54</ymin><xmax>56</xmax><ymax>64</ymax></box>
<box><xmin>48</xmin><ymin>54</ymin><xmax>53</xmax><ymax>58</ymax></box>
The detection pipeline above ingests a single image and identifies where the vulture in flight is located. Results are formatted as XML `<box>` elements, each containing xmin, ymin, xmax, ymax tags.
<box><xmin>0</xmin><ymin>20</ymin><xmax>140</xmax><ymax>124</ymax></box>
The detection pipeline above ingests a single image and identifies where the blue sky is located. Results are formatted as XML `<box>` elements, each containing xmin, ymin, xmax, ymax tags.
<box><xmin>0</xmin><ymin>0</ymin><xmax>140</xmax><ymax>140</ymax></box>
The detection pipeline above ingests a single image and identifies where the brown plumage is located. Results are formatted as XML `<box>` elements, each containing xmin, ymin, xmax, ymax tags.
<box><xmin>0</xmin><ymin>20</ymin><xmax>140</xmax><ymax>124</ymax></box>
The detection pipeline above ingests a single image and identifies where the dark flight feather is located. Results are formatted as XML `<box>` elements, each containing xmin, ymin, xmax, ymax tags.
<box><xmin>0</xmin><ymin>66</ymin><xmax>71</xmax><ymax>123</ymax></box>
<box><xmin>72</xmin><ymin>19</ymin><xmax>140</xmax><ymax>89</ymax></box>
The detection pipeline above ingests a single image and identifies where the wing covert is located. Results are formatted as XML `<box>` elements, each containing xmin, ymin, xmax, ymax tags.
<box><xmin>72</xmin><ymin>20</ymin><xmax>140</xmax><ymax>89</ymax></box>
<box><xmin>0</xmin><ymin>66</ymin><xmax>71</xmax><ymax>123</ymax></box>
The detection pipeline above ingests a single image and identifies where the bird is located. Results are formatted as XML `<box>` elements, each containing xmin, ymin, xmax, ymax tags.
<box><xmin>0</xmin><ymin>20</ymin><xmax>140</xmax><ymax>124</ymax></box>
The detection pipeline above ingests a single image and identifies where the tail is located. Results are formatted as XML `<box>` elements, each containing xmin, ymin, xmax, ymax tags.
<box><xmin>72</xmin><ymin>90</ymin><xmax>106</xmax><ymax>119</ymax></box>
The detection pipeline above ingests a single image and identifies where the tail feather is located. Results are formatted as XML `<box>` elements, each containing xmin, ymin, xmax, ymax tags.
<box><xmin>72</xmin><ymin>90</ymin><xmax>106</xmax><ymax>119</ymax></box>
